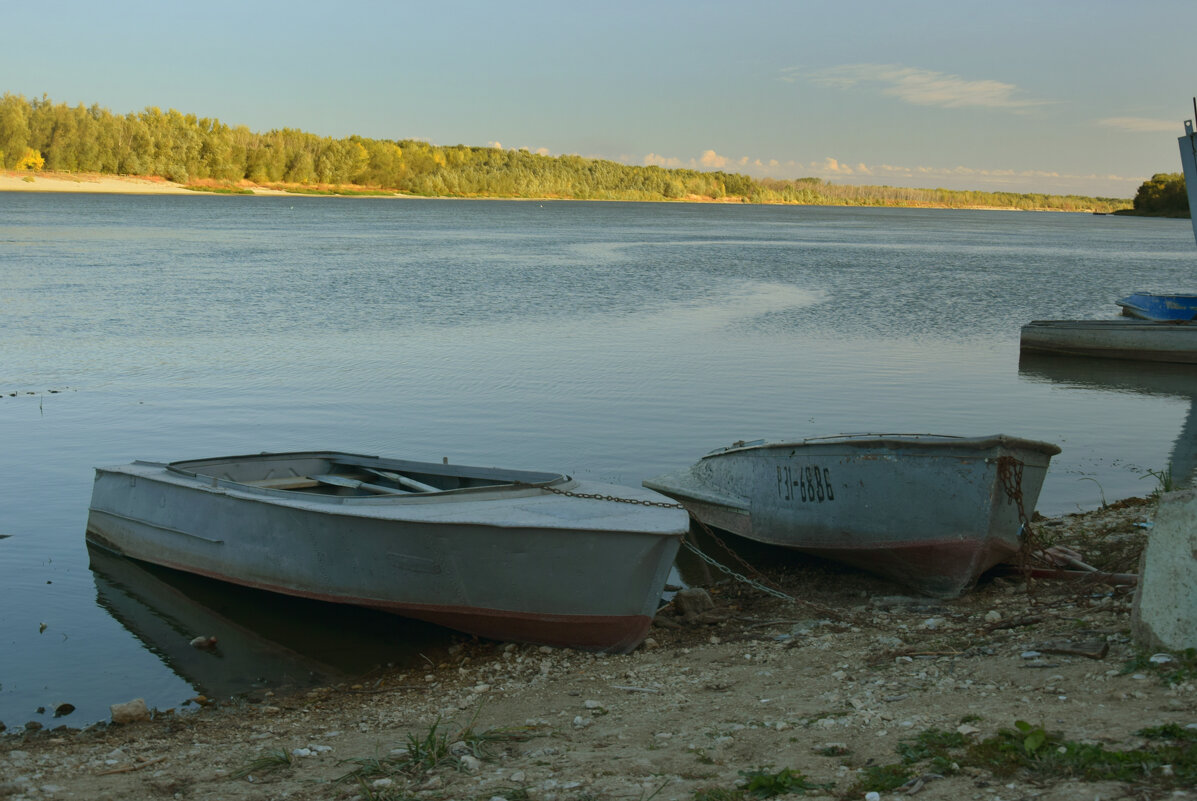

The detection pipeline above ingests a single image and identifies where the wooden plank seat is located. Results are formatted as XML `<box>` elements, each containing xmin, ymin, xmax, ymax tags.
<box><xmin>245</xmin><ymin>476</ymin><xmax>322</xmax><ymax>490</ymax></box>
<box><xmin>308</xmin><ymin>474</ymin><xmax>410</xmax><ymax>495</ymax></box>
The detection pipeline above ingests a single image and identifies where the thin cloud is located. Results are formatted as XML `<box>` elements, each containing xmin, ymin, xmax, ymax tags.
<box><xmin>642</xmin><ymin>148</ymin><xmax>1139</xmax><ymax>195</ymax></box>
<box><xmin>644</xmin><ymin>152</ymin><xmax>686</xmax><ymax>168</ymax></box>
<box><xmin>1099</xmin><ymin>117</ymin><xmax>1178</xmax><ymax>133</ymax></box>
<box><xmin>699</xmin><ymin>149</ymin><xmax>730</xmax><ymax>168</ymax></box>
<box><xmin>794</xmin><ymin>157</ymin><xmax>1138</xmax><ymax>192</ymax></box>
<box><xmin>792</xmin><ymin>63</ymin><xmax>1049</xmax><ymax>112</ymax></box>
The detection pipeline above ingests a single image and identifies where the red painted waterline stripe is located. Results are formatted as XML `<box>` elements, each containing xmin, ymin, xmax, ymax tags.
<box><xmin>122</xmin><ymin>551</ymin><xmax>651</xmax><ymax>653</ymax></box>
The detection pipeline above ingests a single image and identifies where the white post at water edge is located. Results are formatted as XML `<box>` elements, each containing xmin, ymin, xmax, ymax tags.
<box><xmin>1178</xmin><ymin>115</ymin><xmax>1197</xmax><ymax>247</ymax></box>
<box><xmin>1131</xmin><ymin>488</ymin><xmax>1197</xmax><ymax>651</ymax></box>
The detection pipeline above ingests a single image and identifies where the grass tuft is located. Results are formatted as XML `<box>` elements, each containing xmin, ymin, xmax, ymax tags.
<box><xmin>229</xmin><ymin>747</ymin><xmax>292</xmax><ymax>780</ymax></box>
<box><xmin>335</xmin><ymin>711</ymin><xmax>548</xmax><ymax>787</ymax></box>
<box><xmin>1121</xmin><ymin>648</ymin><xmax>1197</xmax><ymax>685</ymax></box>
<box><xmin>851</xmin><ymin>721</ymin><xmax>1197</xmax><ymax>794</ymax></box>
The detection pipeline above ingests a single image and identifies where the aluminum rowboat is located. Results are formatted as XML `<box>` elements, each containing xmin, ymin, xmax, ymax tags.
<box><xmin>1020</xmin><ymin>319</ymin><xmax>1197</xmax><ymax>364</ymax></box>
<box><xmin>87</xmin><ymin>451</ymin><xmax>688</xmax><ymax>653</ymax></box>
<box><xmin>645</xmin><ymin>434</ymin><xmax>1060</xmax><ymax>598</ymax></box>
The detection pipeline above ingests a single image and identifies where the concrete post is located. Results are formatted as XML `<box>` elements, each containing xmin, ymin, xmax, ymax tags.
<box><xmin>1131</xmin><ymin>489</ymin><xmax>1197</xmax><ymax>651</ymax></box>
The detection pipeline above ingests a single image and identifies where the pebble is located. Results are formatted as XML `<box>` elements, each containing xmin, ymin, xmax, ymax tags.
<box><xmin>460</xmin><ymin>754</ymin><xmax>482</xmax><ymax>772</ymax></box>
<box><xmin>984</xmin><ymin>610</ymin><xmax>1002</xmax><ymax>623</ymax></box>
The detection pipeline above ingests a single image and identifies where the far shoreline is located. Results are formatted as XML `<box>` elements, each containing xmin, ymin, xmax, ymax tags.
<box><xmin>0</xmin><ymin>170</ymin><xmax>1126</xmax><ymax>213</ymax></box>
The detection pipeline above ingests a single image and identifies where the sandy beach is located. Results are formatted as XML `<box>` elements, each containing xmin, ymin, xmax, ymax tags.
<box><xmin>0</xmin><ymin>172</ymin><xmax>293</xmax><ymax>196</ymax></box>
<box><xmin>1</xmin><ymin>496</ymin><xmax>1192</xmax><ymax>801</ymax></box>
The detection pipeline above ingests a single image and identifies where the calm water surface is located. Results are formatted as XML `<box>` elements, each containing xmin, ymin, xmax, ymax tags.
<box><xmin>3</xmin><ymin>194</ymin><xmax>1196</xmax><ymax>728</ymax></box>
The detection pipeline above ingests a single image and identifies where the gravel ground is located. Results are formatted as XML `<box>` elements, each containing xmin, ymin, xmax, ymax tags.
<box><xmin>2</xmin><ymin>495</ymin><xmax>1194</xmax><ymax>801</ymax></box>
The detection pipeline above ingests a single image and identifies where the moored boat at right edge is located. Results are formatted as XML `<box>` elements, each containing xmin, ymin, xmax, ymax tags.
<box><xmin>1020</xmin><ymin>318</ymin><xmax>1197</xmax><ymax>363</ymax></box>
<box><xmin>645</xmin><ymin>434</ymin><xmax>1060</xmax><ymax>598</ymax></box>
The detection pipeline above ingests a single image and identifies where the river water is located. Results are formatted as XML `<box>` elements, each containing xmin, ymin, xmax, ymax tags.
<box><xmin>2</xmin><ymin>193</ymin><xmax>1195</xmax><ymax>729</ymax></box>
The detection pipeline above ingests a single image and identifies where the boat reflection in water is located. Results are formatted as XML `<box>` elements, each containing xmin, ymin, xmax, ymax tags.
<box><xmin>88</xmin><ymin>544</ymin><xmax>457</xmax><ymax>701</ymax></box>
<box><xmin>1018</xmin><ymin>352</ymin><xmax>1197</xmax><ymax>487</ymax></box>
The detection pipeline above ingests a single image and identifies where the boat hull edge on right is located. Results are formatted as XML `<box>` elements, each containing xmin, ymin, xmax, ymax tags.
<box><xmin>646</xmin><ymin>434</ymin><xmax>1060</xmax><ymax>598</ymax></box>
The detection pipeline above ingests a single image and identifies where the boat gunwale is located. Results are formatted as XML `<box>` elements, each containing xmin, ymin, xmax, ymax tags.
<box><xmin>700</xmin><ymin>433</ymin><xmax>1061</xmax><ymax>459</ymax></box>
<box><xmin>156</xmin><ymin>450</ymin><xmax>572</xmax><ymax>504</ymax></box>
<box><xmin>92</xmin><ymin>459</ymin><xmax>690</xmax><ymax>535</ymax></box>
<box><xmin>1024</xmin><ymin>318</ymin><xmax>1197</xmax><ymax>329</ymax></box>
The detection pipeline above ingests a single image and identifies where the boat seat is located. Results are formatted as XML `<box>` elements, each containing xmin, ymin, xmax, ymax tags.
<box><xmin>359</xmin><ymin>466</ymin><xmax>440</xmax><ymax>493</ymax></box>
<box><xmin>309</xmin><ymin>474</ymin><xmax>410</xmax><ymax>495</ymax></box>
<box><xmin>244</xmin><ymin>476</ymin><xmax>322</xmax><ymax>490</ymax></box>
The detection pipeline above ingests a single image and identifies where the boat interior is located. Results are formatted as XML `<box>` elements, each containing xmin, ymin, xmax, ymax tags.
<box><xmin>168</xmin><ymin>453</ymin><xmax>565</xmax><ymax>498</ymax></box>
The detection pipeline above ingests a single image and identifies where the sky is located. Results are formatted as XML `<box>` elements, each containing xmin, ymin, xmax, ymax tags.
<box><xmin>4</xmin><ymin>0</ymin><xmax>1197</xmax><ymax>197</ymax></box>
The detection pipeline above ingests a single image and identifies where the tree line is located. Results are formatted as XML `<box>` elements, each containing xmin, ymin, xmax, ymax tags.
<box><xmin>0</xmin><ymin>92</ymin><xmax>1133</xmax><ymax>211</ymax></box>
<box><xmin>1120</xmin><ymin>172</ymin><xmax>1190</xmax><ymax>217</ymax></box>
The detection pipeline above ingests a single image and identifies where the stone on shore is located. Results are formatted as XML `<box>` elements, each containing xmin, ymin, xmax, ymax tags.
<box><xmin>110</xmin><ymin>698</ymin><xmax>151</xmax><ymax>724</ymax></box>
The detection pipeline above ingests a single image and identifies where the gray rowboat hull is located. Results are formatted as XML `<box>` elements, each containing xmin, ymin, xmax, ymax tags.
<box><xmin>645</xmin><ymin>435</ymin><xmax>1059</xmax><ymax>598</ymax></box>
<box><xmin>1020</xmin><ymin>319</ymin><xmax>1197</xmax><ymax>363</ymax></box>
<box><xmin>87</xmin><ymin>452</ymin><xmax>687</xmax><ymax>653</ymax></box>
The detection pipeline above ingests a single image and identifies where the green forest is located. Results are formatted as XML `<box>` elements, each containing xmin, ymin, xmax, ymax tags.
<box><xmin>1120</xmin><ymin>172</ymin><xmax>1190</xmax><ymax>217</ymax></box>
<box><xmin>0</xmin><ymin>92</ymin><xmax>1134</xmax><ymax>211</ymax></box>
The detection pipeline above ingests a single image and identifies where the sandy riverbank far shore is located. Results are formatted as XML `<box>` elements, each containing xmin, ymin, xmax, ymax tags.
<box><xmin>0</xmin><ymin>172</ymin><xmax>294</xmax><ymax>196</ymax></box>
<box><xmin>1</xmin><ymin>497</ymin><xmax>1193</xmax><ymax>801</ymax></box>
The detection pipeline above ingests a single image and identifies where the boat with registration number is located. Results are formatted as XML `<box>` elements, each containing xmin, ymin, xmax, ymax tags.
<box><xmin>86</xmin><ymin>451</ymin><xmax>689</xmax><ymax>653</ymax></box>
<box><xmin>644</xmin><ymin>434</ymin><xmax>1060</xmax><ymax>598</ymax></box>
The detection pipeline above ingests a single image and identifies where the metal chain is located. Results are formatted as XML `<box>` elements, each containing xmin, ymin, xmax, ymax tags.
<box><xmin>689</xmin><ymin>517</ymin><xmax>795</xmax><ymax>596</ymax></box>
<box><xmin>679</xmin><ymin>538</ymin><xmax>796</xmax><ymax>601</ymax></box>
<box><xmin>997</xmin><ymin>455</ymin><xmax>1041</xmax><ymax>590</ymax></box>
<box><xmin>521</xmin><ymin>480</ymin><xmax>798</xmax><ymax>602</ymax></box>
<box><xmin>520</xmin><ymin>482</ymin><xmax>687</xmax><ymax>509</ymax></box>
